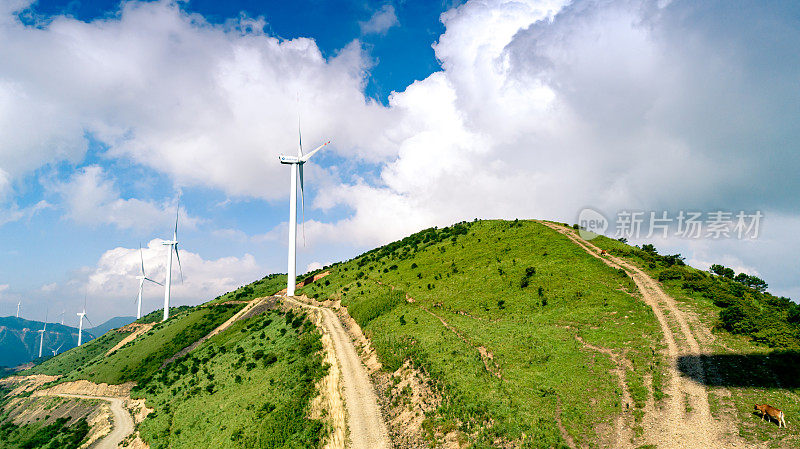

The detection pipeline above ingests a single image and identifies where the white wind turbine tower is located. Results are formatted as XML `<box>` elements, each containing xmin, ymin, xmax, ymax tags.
<box><xmin>161</xmin><ymin>205</ymin><xmax>183</xmax><ymax>321</ymax></box>
<box><xmin>37</xmin><ymin>310</ymin><xmax>48</xmax><ymax>359</ymax></box>
<box><xmin>135</xmin><ymin>243</ymin><xmax>163</xmax><ymax>319</ymax></box>
<box><xmin>278</xmin><ymin>119</ymin><xmax>330</xmax><ymax>297</ymax></box>
<box><xmin>76</xmin><ymin>296</ymin><xmax>94</xmax><ymax>346</ymax></box>
<box><xmin>16</xmin><ymin>301</ymin><xmax>20</xmax><ymax>318</ymax></box>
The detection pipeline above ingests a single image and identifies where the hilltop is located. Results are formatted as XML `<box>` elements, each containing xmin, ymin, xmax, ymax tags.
<box><xmin>1</xmin><ymin>219</ymin><xmax>798</xmax><ymax>448</ymax></box>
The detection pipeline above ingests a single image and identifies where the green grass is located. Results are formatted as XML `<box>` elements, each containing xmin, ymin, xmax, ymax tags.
<box><xmin>23</xmin><ymin>329</ymin><xmax>131</xmax><ymax>377</ymax></box>
<box><xmin>0</xmin><ymin>417</ymin><xmax>90</xmax><ymax>449</ymax></box>
<box><xmin>206</xmin><ymin>273</ymin><xmax>287</xmax><ymax>305</ymax></box>
<box><xmin>588</xmin><ymin>233</ymin><xmax>800</xmax><ymax>447</ymax></box>
<box><xmin>135</xmin><ymin>308</ymin><xmax>327</xmax><ymax>449</ymax></box>
<box><xmin>299</xmin><ymin>219</ymin><xmax>664</xmax><ymax>448</ymax></box>
<box><xmin>61</xmin><ymin>304</ymin><xmax>243</xmax><ymax>385</ymax></box>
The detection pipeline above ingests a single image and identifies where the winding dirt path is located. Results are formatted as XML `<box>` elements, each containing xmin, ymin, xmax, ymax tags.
<box><xmin>51</xmin><ymin>393</ymin><xmax>133</xmax><ymax>449</ymax></box>
<box><xmin>539</xmin><ymin>221</ymin><xmax>743</xmax><ymax>449</ymax></box>
<box><xmin>284</xmin><ymin>296</ymin><xmax>391</xmax><ymax>449</ymax></box>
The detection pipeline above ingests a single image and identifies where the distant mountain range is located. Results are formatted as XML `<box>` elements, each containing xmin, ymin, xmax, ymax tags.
<box><xmin>0</xmin><ymin>316</ymin><xmax>96</xmax><ymax>368</ymax></box>
<box><xmin>87</xmin><ymin>316</ymin><xmax>136</xmax><ymax>338</ymax></box>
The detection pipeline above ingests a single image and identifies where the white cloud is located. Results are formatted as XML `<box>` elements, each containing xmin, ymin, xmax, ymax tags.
<box><xmin>64</xmin><ymin>239</ymin><xmax>264</xmax><ymax>320</ymax></box>
<box><xmin>52</xmin><ymin>165</ymin><xmax>198</xmax><ymax>231</ymax></box>
<box><xmin>0</xmin><ymin>200</ymin><xmax>50</xmax><ymax>226</ymax></box>
<box><xmin>0</xmin><ymin>1</ymin><xmax>396</xmax><ymax>199</ymax></box>
<box><xmin>1</xmin><ymin>0</ymin><xmax>798</xmax><ymax>300</ymax></box>
<box><xmin>359</xmin><ymin>5</ymin><xmax>398</xmax><ymax>35</ymax></box>
<box><xmin>305</xmin><ymin>261</ymin><xmax>324</xmax><ymax>273</ymax></box>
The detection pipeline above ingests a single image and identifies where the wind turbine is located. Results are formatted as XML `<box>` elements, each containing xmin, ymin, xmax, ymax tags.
<box><xmin>161</xmin><ymin>205</ymin><xmax>183</xmax><ymax>321</ymax></box>
<box><xmin>37</xmin><ymin>310</ymin><xmax>48</xmax><ymax>359</ymax></box>
<box><xmin>278</xmin><ymin>119</ymin><xmax>330</xmax><ymax>297</ymax></box>
<box><xmin>51</xmin><ymin>343</ymin><xmax>64</xmax><ymax>356</ymax></box>
<box><xmin>16</xmin><ymin>301</ymin><xmax>20</xmax><ymax>318</ymax></box>
<box><xmin>76</xmin><ymin>296</ymin><xmax>94</xmax><ymax>346</ymax></box>
<box><xmin>58</xmin><ymin>309</ymin><xmax>65</xmax><ymax>325</ymax></box>
<box><xmin>135</xmin><ymin>243</ymin><xmax>163</xmax><ymax>319</ymax></box>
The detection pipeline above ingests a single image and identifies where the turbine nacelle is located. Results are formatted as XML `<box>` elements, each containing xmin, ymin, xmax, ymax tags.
<box><xmin>279</xmin><ymin>155</ymin><xmax>301</xmax><ymax>164</ymax></box>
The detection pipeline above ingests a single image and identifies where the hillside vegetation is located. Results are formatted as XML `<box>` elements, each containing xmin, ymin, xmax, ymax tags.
<box><xmin>590</xmin><ymin>234</ymin><xmax>800</xmax><ymax>444</ymax></box>
<box><xmin>5</xmin><ymin>218</ymin><xmax>799</xmax><ymax>448</ymax></box>
<box><xmin>597</xmin><ymin>237</ymin><xmax>800</xmax><ymax>349</ymax></box>
<box><xmin>136</xmin><ymin>308</ymin><xmax>327</xmax><ymax>448</ymax></box>
<box><xmin>6</xmin><ymin>293</ymin><xmax>330</xmax><ymax>449</ymax></box>
<box><xmin>299</xmin><ymin>219</ymin><xmax>665</xmax><ymax>448</ymax></box>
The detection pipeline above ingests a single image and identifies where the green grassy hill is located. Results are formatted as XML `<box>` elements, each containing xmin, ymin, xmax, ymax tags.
<box><xmin>5</xmin><ymin>291</ymin><xmax>327</xmax><ymax>449</ymax></box>
<box><xmin>3</xmin><ymin>219</ymin><xmax>798</xmax><ymax>449</ymax></box>
<box><xmin>299</xmin><ymin>219</ymin><xmax>666</xmax><ymax>447</ymax></box>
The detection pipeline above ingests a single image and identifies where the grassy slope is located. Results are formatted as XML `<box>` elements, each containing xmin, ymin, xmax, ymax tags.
<box><xmin>299</xmin><ymin>219</ymin><xmax>665</xmax><ymax>448</ymax></box>
<box><xmin>8</xmin><ymin>299</ymin><xmax>329</xmax><ymax>449</ymax></box>
<box><xmin>135</xmin><ymin>308</ymin><xmax>327</xmax><ymax>449</ymax></box>
<box><xmin>22</xmin><ymin>305</ymin><xmax>244</xmax><ymax>385</ymax></box>
<box><xmin>70</xmin><ymin>304</ymin><xmax>243</xmax><ymax>385</ymax></box>
<box><xmin>589</xmin><ymin>234</ymin><xmax>800</xmax><ymax>446</ymax></box>
<box><xmin>23</xmin><ymin>329</ymin><xmax>130</xmax><ymax>377</ymax></box>
<box><xmin>206</xmin><ymin>274</ymin><xmax>287</xmax><ymax>305</ymax></box>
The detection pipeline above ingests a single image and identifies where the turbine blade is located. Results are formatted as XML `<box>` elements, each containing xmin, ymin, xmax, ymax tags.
<box><xmin>300</xmin><ymin>140</ymin><xmax>330</xmax><ymax>162</ymax></box>
<box><xmin>140</xmin><ymin>243</ymin><xmax>146</xmax><ymax>276</ymax></box>
<box><xmin>145</xmin><ymin>277</ymin><xmax>164</xmax><ymax>286</ymax></box>
<box><xmin>297</xmin><ymin>93</ymin><xmax>303</xmax><ymax>158</ymax></box>
<box><xmin>174</xmin><ymin>245</ymin><xmax>184</xmax><ymax>283</ymax></box>
<box><xmin>298</xmin><ymin>117</ymin><xmax>303</xmax><ymax>157</ymax></box>
<box><xmin>299</xmin><ymin>164</ymin><xmax>306</xmax><ymax>246</ymax></box>
<box><xmin>174</xmin><ymin>202</ymin><xmax>180</xmax><ymax>240</ymax></box>
<box><xmin>84</xmin><ymin>315</ymin><xmax>95</xmax><ymax>328</ymax></box>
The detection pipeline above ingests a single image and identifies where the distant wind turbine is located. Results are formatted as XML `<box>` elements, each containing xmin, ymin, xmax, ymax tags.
<box><xmin>58</xmin><ymin>309</ymin><xmax>65</xmax><ymax>325</ymax></box>
<box><xmin>76</xmin><ymin>295</ymin><xmax>94</xmax><ymax>346</ymax></box>
<box><xmin>51</xmin><ymin>343</ymin><xmax>64</xmax><ymax>356</ymax></box>
<box><xmin>135</xmin><ymin>243</ymin><xmax>163</xmax><ymax>319</ymax></box>
<box><xmin>161</xmin><ymin>204</ymin><xmax>183</xmax><ymax>321</ymax></box>
<box><xmin>37</xmin><ymin>309</ymin><xmax>48</xmax><ymax>359</ymax></box>
<box><xmin>16</xmin><ymin>301</ymin><xmax>20</xmax><ymax>318</ymax></box>
<box><xmin>277</xmin><ymin>117</ymin><xmax>330</xmax><ymax>296</ymax></box>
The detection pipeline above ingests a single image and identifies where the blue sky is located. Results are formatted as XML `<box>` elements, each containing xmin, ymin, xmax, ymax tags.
<box><xmin>1</xmin><ymin>0</ymin><xmax>799</xmax><ymax>324</ymax></box>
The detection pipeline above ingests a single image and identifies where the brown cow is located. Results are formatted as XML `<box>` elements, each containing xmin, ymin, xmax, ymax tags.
<box><xmin>755</xmin><ymin>404</ymin><xmax>787</xmax><ymax>427</ymax></box>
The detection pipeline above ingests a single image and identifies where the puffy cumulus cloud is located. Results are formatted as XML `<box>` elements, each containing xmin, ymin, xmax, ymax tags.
<box><xmin>0</xmin><ymin>0</ymin><xmax>396</xmax><ymax>199</ymax></box>
<box><xmin>304</xmin><ymin>0</ymin><xmax>800</xmax><ymax>295</ymax></box>
<box><xmin>317</xmin><ymin>0</ymin><xmax>798</xmax><ymax>239</ymax></box>
<box><xmin>51</xmin><ymin>165</ymin><xmax>199</xmax><ymax>231</ymax></box>
<box><xmin>359</xmin><ymin>5</ymin><xmax>399</xmax><ymax>35</ymax></box>
<box><xmin>69</xmin><ymin>239</ymin><xmax>262</xmax><ymax>320</ymax></box>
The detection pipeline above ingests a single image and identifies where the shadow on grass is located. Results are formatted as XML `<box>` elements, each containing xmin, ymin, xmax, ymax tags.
<box><xmin>678</xmin><ymin>352</ymin><xmax>800</xmax><ymax>389</ymax></box>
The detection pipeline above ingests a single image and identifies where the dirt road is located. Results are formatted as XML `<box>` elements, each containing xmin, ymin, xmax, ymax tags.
<box><xmin>540</xmin><ymin>221</ymin><xmax>744</xmax><ymax>449</ymax></box>
<box><xmin>51</xmin><ymin>393</ymin><xmax>134</xmax><ymax>449</ymax></box>
<box><xmin>285</xmin><ymin>296</ymin><xmax>391</xmax><ymax>449</ymax></box>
